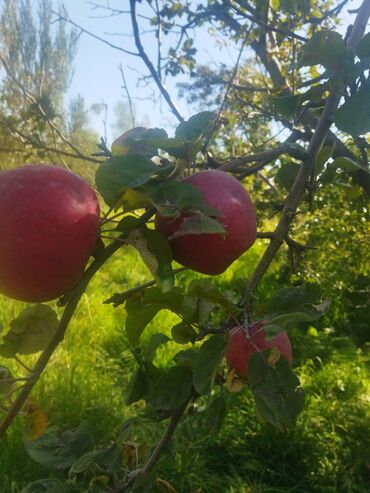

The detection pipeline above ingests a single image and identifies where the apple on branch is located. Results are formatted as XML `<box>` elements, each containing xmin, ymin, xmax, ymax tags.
<box><xmin>226</xmin><ymin>321</ymin><xmax>293</xmax><ymax>380</ymax></box>
<box><xmin>0</xmin><ymin>164</ymin><xmax>100</xmax><ymax>302</ymax></box>
<box><xmin>155</xmin><ymin>170</ymin><xmax>257</xmax><ymax>275</ymax></box>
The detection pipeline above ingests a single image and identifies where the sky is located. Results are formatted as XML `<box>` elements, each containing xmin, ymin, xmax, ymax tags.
<box><xmin>54</xmin><ymin>0</ymin><xmax>235</xmax><ymax>145</ymax></box>
<box><xmin>55</xmin><ymin>1</ymin><xmax>360</xmax><ymax>145</ymax></box>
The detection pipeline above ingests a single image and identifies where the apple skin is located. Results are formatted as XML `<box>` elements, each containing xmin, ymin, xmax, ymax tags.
<box><xmin>0</xmin><ymin>164</ymin><xmax>100</xmax><ymax>302</ymax></box>
<box><xmin>155</xmin><ymin>170</ymin><xmax>257</xmax><ymax>275</ymax></box>
<box><xmin>226</xmin><ymin>321</ymin><xmax>293</xmax><ymax>379</ymax></box>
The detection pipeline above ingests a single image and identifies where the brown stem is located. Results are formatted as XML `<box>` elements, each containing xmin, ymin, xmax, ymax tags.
<box><xmin>116</xmin><ymin>400</ymin><xmax>189</xmax><ymax>492</ymax></box>
<box><xmin>129</xmin><ymin>0</ymin><xmax>184</xmax><ymax>122</ymax></box>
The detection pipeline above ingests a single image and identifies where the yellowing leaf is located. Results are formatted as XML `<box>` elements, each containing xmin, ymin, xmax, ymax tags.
<box><xmin>267</xmin><ymin>347</ymin><xmax>281</xmax><ymax>368</ymax></box>
<box><xmin>157</xmin><ymin>477</ymin><xmax>178</xmax><ymax>492</ymax></box>
<box><xmin>226</xmin><ymin>368</ymin><xmax>246</xmax><ymax>393</ymax></box>
<box><xmin>24</xmin><ymin>399</ymin><xmax>47</xmax><ymax>441</ymax></box>
<box><xmin>121</xmin><ymin>440</ymin><xmax>145</xmax><ymax>467</ymax></box>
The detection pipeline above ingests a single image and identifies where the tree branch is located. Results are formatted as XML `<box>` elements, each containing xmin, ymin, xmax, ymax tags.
<box><xmin>247</xmin><ymin>0</ymin><xmax>370</xmax><ymax>294</ymax></box>
<box><xmin>129</xmin><ymin>0</ymin><xmax>184</xmax><ymax>122</ymax></box>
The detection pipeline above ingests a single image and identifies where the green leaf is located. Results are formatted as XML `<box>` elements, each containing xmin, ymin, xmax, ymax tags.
<box><xmin>276</xmin><ymin>162</ymin><xmax>300</xmax><ymax>190</ymax></box>
<box><xmin>205</xmin><ymin>395</ymin><xmax>227</xmax><ymax>433</ymax></box>
<box><xmin>355</xmin><ymin>32</ymin><xmax>370</xmax><ymax>59</ymax></box>
<box><xmin>188</xmin><ymin>279</ymin><xmax>239</xmax><ymax>316</ymax></box>
<box><xmin>298</xmin><ymin>31</ymin><xmax>351</xmax><ymax>70</ymax></box>
<box><xmin>248</xmin><ymin>349</ymin><xmax>305</xmax><ymax>431</ymax></box>
<box><xmin>144</xmin><ymin>333</ymin><xmax>170</xmax><ymax>362</ymax></box>
<box><xmin>331</xmin><ymin>156</ymin><xmax>363</xmax><ymax>172</ymax></box>
<box><xmin>173</xmin><ymin>348</ymin><xmax>199</xmax><ymax>368</ymax></box>
<box><xmin>271</xmin><ymin>94</ymin><xmax>301</xmax><ymax>117</ymax></box>
<box><xmin>95</xmin><ymin>154</ymin><xmax>171</xmax><ymax>207</ymax></box>
<box><xmin>143</xmin><ymin>180</ymin><xmax>222</xmax><ymax>218</ymax></box>
<box><xmin>126</xmin><ymin>226</ymin><xmax>174</xmax><ymax>291</ymax></box>
<box><xmin>0</xmin><ymin>365</ymin><xmax>14</xmax><ymax>394</ymax></box>
<box><xmin>175</xmin><ymin>111</ymin><xmax>216</xmax><ymax>141</ymax></box>
<box><xmin>266</xmin><ymin>311</ymin><xmax>313</xmax><ymax>329</ymax></box>
<box><xmin>70</xmin><ymin>443</ymin><xmax>122</xmax><ymax>474</ymax></box>
<box><xmin>193</xmin><ymin>335</ymin><xmax>226</xmax><ymax>395</ymax></box>
<box><xmin>169</xmin><ymin>213</ymin><xmax>225</xmax><ymax>239</ymax></box>
<box><xmin>315</xmin><ymin>144</ymin><xmax>335</xmax><ymax>175</ymax></box>
<box><xmin>262</xmin><ymin>324</ymin><xmax>287</xmax><ymax>340</ymax></box>
<box><xmin>0</xmin><ymin>305</ymin><xmax>59</xmax><ymax>358</ymax></box>
<box><xmin>335</xmin><ymin>80</ymin><xmax>370</xmax><ymax>136</ymax></box>
<box><xmin>171</xmin><ymin>322</ymin><xmax>197</xmax><ymax>344</ymax></box>
<box><xmin>25</xmin><ymin>423</ymin><xmax>94</xmax><ymax>470</ymax></box>
<box><xmin>149</xmin><ymin>366</ymin><xmax>193</xmax><ymax>414</ymax></box>
<box><xmin>125</xmin><ymin>287</ymin><xmax>184</xmax><ymax>346</ymax></box>
<box><xmin>125</xmin><ymin>368</ymin><xmax>148</xmax><ymax>405</ymax></box>
<box><xmin>21</xmin><ymin>479</ymin><xmax>72</xmax><ymax>493</ymax></box>
<box><xmin>268</xmin><ymin>284</ymin><xmax>323</xmax><ymax>314</ymax></box>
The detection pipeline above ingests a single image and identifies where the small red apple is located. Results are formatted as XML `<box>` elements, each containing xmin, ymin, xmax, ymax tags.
<box><xmin>226</xmin><ymin>321</ymin><xmax>293</xmax><ymax>379</ymax></box>
<box><xmin>155</xmin><ymin>170</ymin><xmax>256</xmax><ymax>275</ymax></box>
<box><xmin>0</xmin><ymin>164</ymin><xmax>100</xmax><ymax>302</ymax></box>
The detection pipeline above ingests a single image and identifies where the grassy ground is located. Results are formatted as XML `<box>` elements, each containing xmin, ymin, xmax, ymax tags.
<box><xmin>0</xmin><ymin>243</ymin><xmax>369</xmax><ymax>493</ymax></box>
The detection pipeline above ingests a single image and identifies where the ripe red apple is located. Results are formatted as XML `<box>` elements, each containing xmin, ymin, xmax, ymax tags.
<box><xmin>155</xmin><ymin>170</ymin><xmax>256</xmax><ymax>275</ymax></box>
<box><xmin>226</xmin><ymin>321</ymin><xmax>293</xmax><ymax>379</ymax></box>
<box><xmin>0</xmin><ymin>164</ymin><xmax>100</xmax><ymax>302</ymax></box>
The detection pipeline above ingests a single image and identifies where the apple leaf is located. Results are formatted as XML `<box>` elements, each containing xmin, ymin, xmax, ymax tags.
<box><xmin>271</xmin><ymin>93</ymin><xmax>301</xmax><ymax>117</ymax></box>
<box><xmin>25</xmin><ymin>422</ymin><xmax>94</xmax><ymax>470</ymax></box>
<box><xmin>193</xmin><ymin>335</ymin><xmax>226</xmax><ymax>395</ymax></box>
<box><xmin>173</xmin><ymin>348</ymin><xmax>199</xmax><ymax>369</ymax></box>
<box><xmin>24</xmin><ymin>399</ymin><xmax>48</xmax><ymax>441</ymax></box>
<box><xmin>175</xmin><ymin>111</ymin><xmax>216</xmax><ymax>142</ymax></box>
<box><xmin>265</xmin><ymin>311</ymin><xmax>313</xmax><ymax>329</ymax></box>
<box><xmin>0</xmin><ymin>365</ymin><xmax>14</xmax><ymax>395</ymax></box>
<box><xmin>268</xmin><ymin>284</ymin><xmax>323</xmax><ymax>314</ymax></box>
<box><xmin>205</xmin><ymin>395</ymin><xmax>227</xmax><ymax>433</ymax></box>
<box><xmin>262</xmin><ymin>324</ymin><xmax>288</xmax><ymax>340</ymax></box>
<box><xmin>171</xmin><ymin>322</ymin><xmax>197</xmax><ymax>344</ymax></box>
<box><xmin>188</xmin><ymin>279</ymin><xmax>239</xmax><ymax>316</ymax></box>
<box><xmin>125</xmin><ymin>287</ymin><xmax>184</xmax><ymax>346</ymax></box>
<box><xmin>355</xmin><ymin>32</ymin><xmax>370</xmax><ymax>59</ymax></box>
<box><xmin>95</xmin><ymin>154</ymin><xmax>172</xmax><ymax>207</ymax></box>
<box><xmin>248</xmin><ymin>349</ymin><xmax>305</xmax><ymax>431</ymax></box>
<box><xmin>126</xmin><ymin>226</ymin><xmax>174</xmax><ymax>291</ymax></box>
<box><xmin>143</xmin><ymin>180</ymin><xmax>222</xmax><ymax>218</ymax></box>
<box><xmin>149</xmin><ymin>366</ymin><xmax>193</xmax><ymax>414</ymax></box>
<box><xmin>169</xmin><ymin>213</ymin><xmax>225</xmax><ymax>239</ymax></box>
<box><xmin>297</xmin><ymin>31</ymin><xmax>351</xmax><ymax>70</ymax></box>
<box><xmin>143</xmin><ymin>333</ymin><xmax>170</xmax><ymax>363</ymax></box>
<box><xmin>181</xmin><ymin>294</ymin><xmax>214</xmax><ymax>326</ymax></box>
<box><xmin>335</xmin><ymin>80</ymin><xmax>370</xmax><ymax>136</ymax></box>
<box><xmin>315</xmin><ymin>144</ymin><xmax>335</xmax><ymax>175</ymax></box>
<box><xmin>276</xmin><ymin>162</ymin><xmax>300</xmax><ymax>190</ymax></box>
<box><xmin>21</xmin><ymin>479</ymin><xmax>73</xmax><ymax>493</ymax></box>
<box><xmin>125</xmin><ymin>368</ymin><xmax>148</xmax><ymax>405</ymax></box>
<box><xmin>0</xmin><ymin>305</ymin><xmax>59</xmax><ymax>358</ymax></box>
<box><xmin>331</xmin><ymin>156</ymin><xmax>364</xmax><ymax>172</ymax></box>
<box><xmin>70</xmin><ymin>443</ymin><xmax>122</xmax><ymax>474</ymax></box>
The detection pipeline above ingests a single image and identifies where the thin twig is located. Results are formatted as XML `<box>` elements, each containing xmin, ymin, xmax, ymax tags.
<box><xmin>129</xmin><ymin>0</ymin><xmax>184</xmax><ymax>122</ymax></box>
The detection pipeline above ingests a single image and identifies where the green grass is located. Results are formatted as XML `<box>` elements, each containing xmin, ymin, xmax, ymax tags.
<box><xmin>0</xmin><ymin>243</ymin><xmax>369</xmax><ymax>493</ymax></box>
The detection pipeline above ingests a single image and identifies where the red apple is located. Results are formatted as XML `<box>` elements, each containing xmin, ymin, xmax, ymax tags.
<box><xmin>226</xmin><ymin>321</ymin><xmax>293</xmax><ymax>379</ymax></box>
<box><xmin>155</xmin><ymin>170</ymin><xmax>256</xmax><ymax>275</ymax></box>
<box><xmin>0</xmin><ymin>164</ymin><xmax>100</xmax><ymax>302</ymax></box>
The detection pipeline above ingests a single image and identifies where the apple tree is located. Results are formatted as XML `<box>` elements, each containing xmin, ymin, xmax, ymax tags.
<box><xmin>0</xmin><ymin>1</ymin><xmax>370</xmax><ymax>492</ymax></box>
